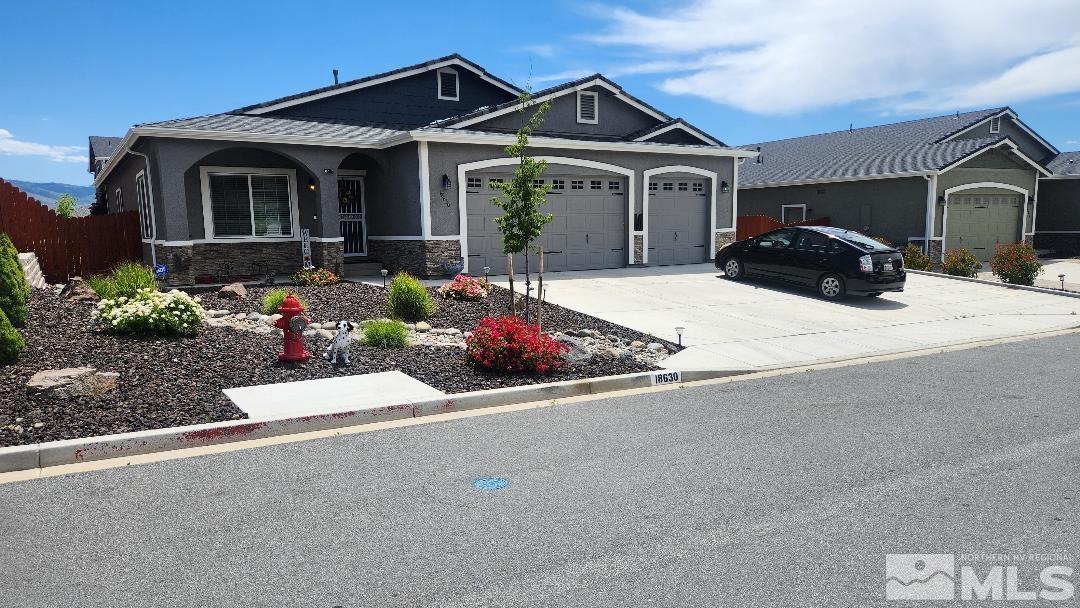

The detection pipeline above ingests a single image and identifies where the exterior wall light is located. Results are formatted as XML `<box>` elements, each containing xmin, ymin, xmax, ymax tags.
<box><xmin>720</xmin><ymin>180</ymin><xmax>730</xmax><ymax>194</ymax></box>
<box><xmin>938</xmin><ymin>196</ymin><xmax>946</xmax><ymax>206</ymax></box>
<box><xmin>307</xmin><ymin>178</ymin><xmax>317</xmax><ymax>192</ymax></box>
<box><xmin>442</xmin><ymin>174</ymin><xmax>452</xmax><ymax>190</ymax></box>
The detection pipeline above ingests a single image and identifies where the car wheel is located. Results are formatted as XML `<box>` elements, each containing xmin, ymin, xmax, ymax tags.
<box><xmin>723</xmin><ymin>257</ymin><xmax>744</xmax><ymax>280</ymax></box>
<box><xmin>818</xmin><ymin>274</ymin><xmax>846</xmax><ymax>300</ymax></box>
<box><xmin>866</xmin><ymin>292</ymin><xmax>883</xmax><ymax>298</ymax></box>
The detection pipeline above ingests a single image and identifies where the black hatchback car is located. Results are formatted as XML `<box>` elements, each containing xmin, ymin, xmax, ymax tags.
<box><xmin>715</xmin><ymin>226</ymin><xmax>906</xmax><ymax>300</ymax></box>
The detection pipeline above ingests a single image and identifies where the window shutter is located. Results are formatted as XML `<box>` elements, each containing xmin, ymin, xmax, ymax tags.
<box><xmin>210</xmin><ymin>174</ymin><xmax>254</xmax><ymax>237</ymax></box>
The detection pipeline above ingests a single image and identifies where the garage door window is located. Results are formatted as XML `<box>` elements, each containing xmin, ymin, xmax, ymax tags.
<box><xmin>552</xmin><ymin>179</ymin><xmax>564</xmax><ymax>191</ymax></box>
<box><xmin>489</xmin><ymin>178</ymin><xmax>504</xmax><ymax>188</ymax></box>
<box><xmin>608</xmin><ymin>181</ymin><xmax>620</xmax><ymax>191</ymax></box>
<box><xmin>662</xmin><ymin>183</ymin><xmax>673</xmax><ymax>191</ymax></box>
<box><xmin>571</xmin><ymin>180</ymin><xmax>584</xmax><ymax>190</ymax></box>
<box><xmin>649</xmin><ymin>182</ymin><xmax>658</xmax><ymax>192</ymax></box>
<box><xmin>692</xmin><ymin>182</ymin><xmax>704</xmax><ymax>193</ymax></box>
<box><xmin>590</xmin><ymin>180</ymin><xmax>602</xmax><ymax>190</ymax></box>
<box><xmin>533</xmin><ymin>179</ymin><xmax>545</xmax><ymax>187</ymax></box>
<box><xmin>678</xmin><ymin>183</ymin><xmax>688</xmax><ymax>191</ymax></box>
<box><xmin>466</xmin><ymin>177</ymin><xmax>482</xmax><ymax>190</ymax></box>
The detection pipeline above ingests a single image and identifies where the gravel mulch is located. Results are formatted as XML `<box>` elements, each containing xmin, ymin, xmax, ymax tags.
<box><xmin>1</xmin><ymin>284</ymin><xmax>674</xmax><ymax>447</ymax></box>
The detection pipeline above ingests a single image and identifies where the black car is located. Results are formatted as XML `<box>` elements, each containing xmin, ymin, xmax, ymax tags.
<box><xmin>715</xmin><ymin>226</ymin><xmax>906</xmax><ymax>300</ymax></box>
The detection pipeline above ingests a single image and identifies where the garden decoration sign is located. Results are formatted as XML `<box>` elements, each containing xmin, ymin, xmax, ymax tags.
<box><xmin>301</xmin><ymin>229</ymin><xmax>313</xmax><ymax>270</ymax></box>
<box><xmin>153</xmin><ymin>264</ymin><xmax>169</xmax><ymax>280</ymax></box>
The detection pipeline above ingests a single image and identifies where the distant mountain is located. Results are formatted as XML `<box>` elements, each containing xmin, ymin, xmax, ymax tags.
<box><xmin>8</xmin><ymin>180</ymin><xmax>95</xmax><ymax>215</ymax></box>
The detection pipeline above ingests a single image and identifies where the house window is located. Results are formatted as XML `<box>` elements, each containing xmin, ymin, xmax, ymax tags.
<box><xmin>692</xmin><ymin>182</ymin><xmax>704</xmax><ymax>193</ymax></box>
<box><xmin>533</xmin><ymin>179</ymin><xmax>545</xmax><ymax>187</ymax></box>
<box><xmin>135</xmin><ymin>171</ymin><xmax>152</xmax><ymax>239</ymax></box>
<box><xmin>204</xmin><ymin>169</ymin><xmax>294</xmax><ymax>238</ymax></box>
<box><xmin>467</xmin><ymin>177</ymin><xmax>482</xmax><ymax>189</ymax></box>
<box><xmin>571</xmin><ymin>180</ymin><xmax>584</xmax><ymax>190</ymax></box>
<box><xmin>608</xmin><ymin>180</ymin><xmax>620</xmax><ymax>190</ymax></box>
<box><xmin>577</xmin><ymin>90</ymin><xmax>598</xmax><ymax>124</ymax></box>
<box><xmin>989</xmin><ymin>116</ymin><xmax>1001</xmax><ymax>134</ymax></box>
<box><xmin>551</xmin><ymin>179</ymin><xmax>565</xmax><ymax>190</ymax></box>
<box><xmin>437</xmin><ymin>68</ymin><xmax>459</xmax><ymax>101</ymax></box>
<box><xmin>115</xmin><ymin>188</ymin><xmax>123</xmax><ymax>214</ymax></box>
<box><xmin>662</xmin><ymin>182</ymin><xmax>674</xmax><ymax>191</ymax></box>
<box><xmin>649</xmin><ymin>182</ymin><xmax>658</xmax><ymax>192</ymax></box>
<box><xmin>590</xmin><ymin>180</ymin><xmax>602</xmax><ymax>190</ymax></box>
<box><xmin>781</xmin><ymin>204</ymin><xmax>807</xmax><ymax>223</ymax></box>
<box><xmin>677</xmin><ymin>182</ymin><xmax>688</xmax><ymax>191</ymax></box>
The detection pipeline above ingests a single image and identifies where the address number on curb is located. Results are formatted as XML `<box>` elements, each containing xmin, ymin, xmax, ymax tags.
<box><xmin>651</xmin><ymin>371</ymin><xmax>682</xmax><ymax>386</ymax></box>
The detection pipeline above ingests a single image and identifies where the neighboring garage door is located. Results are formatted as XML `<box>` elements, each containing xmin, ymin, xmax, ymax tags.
<box><xmin>945</xmin><ymin>193</ymin><xmax>1021</xmax><ymax>261</ymax></box>
<box><xmin>466</xmin><ymin>172</ymin><xmax>626</xmax><ymax>274</ymax></box>
<box><xmin>647</xmin><ymin>178</ymin><xmax>709</xmax><ymax>265</ymax></box>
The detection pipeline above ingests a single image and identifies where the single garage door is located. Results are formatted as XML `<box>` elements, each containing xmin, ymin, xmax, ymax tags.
<box><xmin>945</xmin><ymin>193</ymin><xmax>1021</xmax><ymax>261</ymax></box>
<box><xmin>466</xmin><ymin>172</ymin><xmax>626</xmax><ymax>274</ymax></box>
<box><xmin>648</xmin><ymin>178</ymin><xmax>709</xmax><ymax>265</ymax></box>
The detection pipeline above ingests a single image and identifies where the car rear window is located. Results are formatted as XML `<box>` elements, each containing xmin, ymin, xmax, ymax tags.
<box><xmin>815</xmin><ymin>229</ymin><xmax>892</xmax><ymax>251</ymax></box>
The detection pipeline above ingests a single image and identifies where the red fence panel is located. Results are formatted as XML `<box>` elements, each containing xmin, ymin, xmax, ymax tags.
<box><xmin>0</xmin><ymin>178</ymin><xmax>142</xmax><ymax>283</ymax></box>
<box><xmin>736</xmin><ymin>215</ymin><xmax>830</xmax><ymax>241</ymax></box>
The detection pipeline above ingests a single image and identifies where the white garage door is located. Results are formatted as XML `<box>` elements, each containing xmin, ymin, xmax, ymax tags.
<box><xmin>946</xmin><ymin>193</ymin><xmax>1021</xmax><ymax>261</ymax></box>
<box><xmin>648</xmin><ymin>179</ymin><xmax>709</xmax><ymax>265</ymax></box>
<box><xmin>466</xmin><ymin>173</ymin><xmax>627</xmax><ymax>274</ymax></box>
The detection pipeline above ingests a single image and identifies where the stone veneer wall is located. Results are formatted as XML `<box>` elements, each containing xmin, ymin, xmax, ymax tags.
<box><xmin>155</xmin><ymin>240</ymin><xmax>343</xmax><ymax>286</ymax></box>
<box><xmin>928</xmin><ymin>239</ymin><xmax>943</xmax><ymax>262</ymax></box>
<box><xmin>633</xmin><ymin>235</ymin><xmax>644</xmax><ymax>265</ymax></box>
<box><xmin>366</xmin><ymin>239</ymin><xmax>463</xmax><ymax>277</ymax></box>
<box><xmin>714</xmin><ymin>231</ymin><xmax>736</xmax><ymax>253</ymax></box>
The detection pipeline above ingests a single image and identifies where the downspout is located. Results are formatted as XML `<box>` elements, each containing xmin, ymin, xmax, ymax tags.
<box><xmin>922</xmin><ymin>174</ymin><xmax>937</xmax><ymax>255</ymax></box>
<box><xmin>126</xmin><ymin>149</ymin><xmax>158</xmax><ymax>267</ymax></box>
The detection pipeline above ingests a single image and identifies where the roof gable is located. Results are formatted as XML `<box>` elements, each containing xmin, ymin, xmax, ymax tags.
<box><xmin>88</xmin><ymin>135</ymin><xmax>123</xmax><ymax>173</ymax></box>
<box><xmin>942</xmin><ymin>108</ymin><xmax>1059</xmax><ymax>161</ymax></box>
<box><xmin>630</xmin><ymin>119</ymin><xmax>724</xmax><ymax>146</ymax></box>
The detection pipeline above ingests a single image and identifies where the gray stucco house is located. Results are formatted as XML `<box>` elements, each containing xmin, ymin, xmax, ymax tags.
<box><xmin>90</xmin><ymin>54</ymin><xmax>753</xmax><ymax>285</ymax></box>
<box><xmin>738</xmin><ymin>108</ymin><xmax>1078</xmax><ymax>261</ymax></box>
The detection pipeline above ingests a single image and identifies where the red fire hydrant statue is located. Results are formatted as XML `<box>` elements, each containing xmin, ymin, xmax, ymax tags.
<box><xmin>275</xmin><ymin>294</ymin><xmax>311</xmax><ymax>363</ymax></box>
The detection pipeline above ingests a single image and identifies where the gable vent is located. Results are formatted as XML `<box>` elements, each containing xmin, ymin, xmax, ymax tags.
<box><xmin>989</xmin><ymin>116</ymin><xmax>1001</xmax><ymax>134</ymax></box>
<box><xmin>577</xmin><ymin>91</ymin><xmax>598</xmax><ymax>124</ymax></box>
<box><xmin>438</xmin><ymin>69</ymin><xmax>459</xmax><ymax>101</ymax></box>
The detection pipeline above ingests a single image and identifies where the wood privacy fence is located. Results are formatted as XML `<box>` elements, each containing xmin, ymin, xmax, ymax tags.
<box><xmin>736</xmin><ymin>215</ymin><xmax>831</xmax><ymax>241</ymax></box>
<box><xmin>0</xmin><ymin>178</ymin><xmax>142</xmax><ymax>283</ymax></box>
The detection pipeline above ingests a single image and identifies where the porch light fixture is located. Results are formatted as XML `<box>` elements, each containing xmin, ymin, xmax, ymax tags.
<box><xmin>381</xmin><ymin>268</ymin><xmax>388</xmax><ymax>288</ymax></box>
<box><xmin>323</xmin><ymin>168</ymin><xmax>334</xmax><ymax>174</ymax></box>
<box><xmin>307</xmin><ymin>178</ymin><xmax>317</xmax><ymax>192</ymax></box>
<box><xmin>675</xmin><ymin>326</ymin><xmax>685</xmax><ymax>347</ymax></box>
<box><xmin>938</xmin><ymin>195</ymin><xmax>946</xmax><ymax>206</ymax></box>
<box><xmin>720</xmin><ymin>180</ymin><xmax>730</xmax><ymax>194</ymax></box>
<box><xmin>441</xmin><ymin>174</ymin><xmax>452</xmax><ymax>190</ymax></box>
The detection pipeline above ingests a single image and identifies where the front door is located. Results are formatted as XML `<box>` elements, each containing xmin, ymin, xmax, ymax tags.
<box><xmin>338</xmin><ymin>176</ymin><xmax>367</xmax><ymax>257</ymax></box>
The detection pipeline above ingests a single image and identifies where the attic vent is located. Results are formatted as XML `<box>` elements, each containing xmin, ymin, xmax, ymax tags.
<box><xmin>437</xmin><ymin>68</ymin><xmax>459</xmax><ymax>101</ymax></box>
<box><xmin>577</xmin><ymin>91</ymin><xmax>598</xmax><ymax>124</ymax></box>
<box><xmin>989</xmin><ymin>116</ymin><xmax>1001</xmax><ymax>134</ymax></box>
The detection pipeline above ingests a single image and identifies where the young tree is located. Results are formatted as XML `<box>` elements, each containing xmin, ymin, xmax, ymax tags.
<box><xmin>55</xmin><ymin>193</ymin><xmax>77</xmax><ymax>218</ymax></box>
<box><xmin>490</xmin><ymin>92</ymin><xmax>552</xmax><ymax>321</ymax></box>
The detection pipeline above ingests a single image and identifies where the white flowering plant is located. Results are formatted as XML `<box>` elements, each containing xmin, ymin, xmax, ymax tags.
<box><xmin>93</xmin><ymin>288</ymin><xmax>204</xmax><ymax>337</ymax></box>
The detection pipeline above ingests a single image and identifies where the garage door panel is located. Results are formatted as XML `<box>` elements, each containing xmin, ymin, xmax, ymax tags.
<box><xmin>647</xmin><ymin>179</ymin><xmax>710</xmax><ymax>266</ymax></box>
<box><xmin>946</xmin><ymin>194</ymin><xmax>1021</xmax><ymax>262</ymax></box>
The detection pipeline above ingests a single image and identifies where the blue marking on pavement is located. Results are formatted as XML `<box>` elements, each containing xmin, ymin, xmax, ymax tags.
<box><xmin>473</xmin><ymin>477</ymin><xmax>509</xmax><ymax>490</ymax></box>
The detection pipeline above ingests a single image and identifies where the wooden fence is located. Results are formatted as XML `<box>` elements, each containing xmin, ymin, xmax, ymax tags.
<box><xmin>0</xmin><ymin>178</ymin><xmax>142</xmax><ymax>283</ymax></box>
<box><xmin>736</xmin><ymin>215</ymin><xmax>831</xmax><ymax>241</ymax></box>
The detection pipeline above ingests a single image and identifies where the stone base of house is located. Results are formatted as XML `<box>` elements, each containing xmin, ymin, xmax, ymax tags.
<box><xmin>633</xmin><ymin>235</ymin><xmax>644</xmax><ymax>265</ymax></box>
<box><xmin>714</xmin><ymin>231</ymin><xmax>736</xmax><ymax>254</ymax></box>
<box><xmin>1034</xmin><ymin>233</ymin><xmax>1080</xmax><ymax>256</ymax></box>
<box><xmin>366</xmin><ymin>239</ymin><xmax>463</xmax><ymax>278</ymax></box>
<box><xmin>154</xmin><ymin>240</ymin><xmax>344</xmax><ymax>286</ymax></box>
<box><xmin>928</xmin><ymin>239</ymin><xmax>943</xmax><ymax>262</ymax></box>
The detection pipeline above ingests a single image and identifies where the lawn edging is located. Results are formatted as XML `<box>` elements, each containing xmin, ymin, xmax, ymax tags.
<box><xmin>907</xmin><ymin>269</ymin><xmax>1080</xmax><ymax>299</ymax></box>
<box><xmin>0</xmin><ymin>368</ymin><xmax>746</xmax><ymax>474</ymax></box>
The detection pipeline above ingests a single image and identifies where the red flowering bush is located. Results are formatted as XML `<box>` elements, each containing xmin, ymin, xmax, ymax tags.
<box><xmin>465</xmin><ymin>316</ymin><xmax>568</xmax><ymax>374</ymax></box>
<box><xmin>437</xmin><ymin>274</ymin><xmax>492</xmax><ymax>301</ymax></box>
<box><xmin>941</xmin><ymin>248</ymin><xmax>981</xmax><ymax>278</ymax></box>
<box><xmin>293</xmin><ymin>267</ymin><xmax>340</xmax><ymax>286</ymax></box>
<box><xmin>990</xmin><ymin>242</ymin><xmax>1043</xmax><ymax>286</ymax></box>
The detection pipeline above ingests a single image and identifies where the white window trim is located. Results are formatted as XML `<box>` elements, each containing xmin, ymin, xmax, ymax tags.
<box><xmin>437</xmin><ymin>68</ymin><xmax>459</xmax><ymax>101</ymax></box>
<box><xmin>989</xmin><ymin>116</ymin><xmax>1001</xmax><ymax>134</ymax></box>
<box><xmin>781</xmin><ymin>204</ymin><xmax>807</xmax><ymax>223</ymax></box>
<box><xmin>577</xmin><ymin>91</ymin><xmax>599</xmax><ymax>125</ymax></box>
<box><xmin>114</xmin><ymin>188</ymin><xmax>122</xmax><ymax>214</ymax></box>
<box><xmin>199</xmin><ymin>166</ymin><xmax>300</xmax><ymax>242</ymax></box>
<box><xmin>135</xmin><ymin>170</ymin><xmax>152</xmax><ymax>239</ymax></box>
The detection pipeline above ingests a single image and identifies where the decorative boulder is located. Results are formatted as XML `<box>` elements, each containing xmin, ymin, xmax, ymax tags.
<box><xmin>26</xmin><ymin>367</ymin><xmax>119</xmax><ymax>399</ymax></box>
<box><xmin>414</xmin><ymin>321</ymin><xmax>432</xmax><ymax>332</ymax></box>
<box><xmin>217</xmin><ymin>282</ymin><xmax>247</xmax><ymax>299</ymax></box>
<box><xmin>555</xmin><ymin>335</ymin><xmax>595</xmax><ymax>365</ymax></box>
<box><xmin>60</xmin><ymin>277</ymin><xmax>99</xmax><ymax>303</ymax></box>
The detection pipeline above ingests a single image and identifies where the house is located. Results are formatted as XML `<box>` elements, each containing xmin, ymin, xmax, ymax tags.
<box><xmin>90</xmin><ymin>54</ymin><xmax>753</xmax><ymax>285</ymax></box>
<box><xmin>737</xmin><ymin>108</ymin><xmax>1077</xmax><ymax>261</ymax></box>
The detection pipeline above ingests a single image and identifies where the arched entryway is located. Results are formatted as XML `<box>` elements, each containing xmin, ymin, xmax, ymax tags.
<box><xmin>643</xmin><ymin>166</ymin><xmax>716</xmax><ymax>265</ymax></box>
<box><xmin>944</xmin><ymin>182</ymin><xmax>1028</xmax><ymax>262</ymax></box>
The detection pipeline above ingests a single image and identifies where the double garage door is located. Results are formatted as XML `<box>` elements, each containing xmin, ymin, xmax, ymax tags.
<box><xmin>466</xmin><ymin>173</ymin><xmax>627</xmax><ymax>274</ymax></box>
<box><xmin>945</xmin><ymin>193</ymin><xmax>1021</xmax><ymax>262</ymax></box>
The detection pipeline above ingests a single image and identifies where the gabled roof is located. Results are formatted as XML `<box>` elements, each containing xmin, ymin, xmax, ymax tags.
<box><xmin>234</xmin><ymin>54</ymin><xmax>521</xmax><ymax>116</ymax></box>
<box><xmin>738</xmin><ymin>108</ymin><xmax>1051</xmax><ymax>187</ymax></box>
<box><xmin>1046</xmin><ymin>151</ymin><xmax>1080</xmax><ymax>177</ymax></box>
<box><xmin>138</xmin><ymin>114</ymin><xmax>406</xmax><ymax>144</ymax></box>
<box><xmin>627</xmin><ymin>118</ymin><xmax>725</xmax><ymax>146</ymax></box>
<box><xmin>88</xmin><ymin>135</ymin><xmax>123</xmax><ymax>172</ymax></box>
<box><xmin>438</xmin><ymin>73</ymin><xmax>671</xmax><ymax>129</ymax></box>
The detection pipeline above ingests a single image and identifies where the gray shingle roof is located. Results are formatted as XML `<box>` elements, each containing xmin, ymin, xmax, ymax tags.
<box><xmin>1047</xmin><ymin>151</ymin><xmax>1080</xmax><ymax>176</ymax></box>
<box><xmin>625</xmin><ymin>118</ymin><xmax>725</xmax><ymax>146</ymax></box>
<box><xmin>739</xmin><ymin>108</ymin><xmax>1012</xmax><ymax>186</ymax></box>
<box><xmin>88</xmin><ymin>136</ymin><xmax>123</xmax><ymax>173</ymax></box>
<box><xmin>140</xmin><ymin>114</ymin><xmax>406</xmax><ymax>143</ymax></box>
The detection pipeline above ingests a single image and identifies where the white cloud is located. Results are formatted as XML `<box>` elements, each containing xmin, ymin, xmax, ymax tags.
<box><xmin>531</xmin><ymin>69</ymin><xmax>596</xmax><ymax>84</ymax></box>
<box><xmin>584</xmin><ymin>0</ymin><xmax>1080</xmax><ymax>115</ymax></box>
<box><xmin>0</xmin><ymin>129</ymin><xmax>87</xmax><ymax>163</ymax></box>
<box><xmin>517</xmin><ymin>44</ymin><xmax>559</xmax><ymax>58</ymax></box>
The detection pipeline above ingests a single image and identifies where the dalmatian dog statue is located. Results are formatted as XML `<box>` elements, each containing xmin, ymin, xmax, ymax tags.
<box><xmin>323</xmin><ymin>320</ymin><xmax>355</xmax><ymax>365</ymax></box>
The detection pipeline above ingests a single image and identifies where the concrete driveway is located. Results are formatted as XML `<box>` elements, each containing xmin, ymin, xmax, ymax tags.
<box><xmin>514</xmin><ymin>264</ymin><xmax>1080</xmax><ymax>371</ymax></box>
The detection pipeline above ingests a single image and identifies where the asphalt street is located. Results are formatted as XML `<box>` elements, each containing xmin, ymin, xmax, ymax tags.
<box><xmin>2</xmin><ymin>334</ymin><xmax>1078</xmax><ymax>607</ymax></box>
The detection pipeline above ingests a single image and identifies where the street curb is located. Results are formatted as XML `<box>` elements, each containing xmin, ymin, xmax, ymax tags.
<box><xmin>0</xmin><ymin>369</ymin><xmax>745</xmax><ymax>474</ymax></box>
<box><xmin>907</xmin><ymin>269</ymin><xmax>1080</xmax><ymax>299</ymax></box>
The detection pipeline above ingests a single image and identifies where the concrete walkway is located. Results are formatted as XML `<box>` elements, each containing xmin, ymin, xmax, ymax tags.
<box><xmin>977</xmin><ymin>258</ymin><xmax>1080</xmax><ymax>292</ymax></box>
<box><xmin>506</xmin><ymin>264</ymin><xmax>1080</xmax><ymax>371</ymax></box>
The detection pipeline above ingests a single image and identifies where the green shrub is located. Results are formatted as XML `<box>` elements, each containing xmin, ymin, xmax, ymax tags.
<box><xmin>94</xmin><ymin>288</ymin><xmax>204</xmax><ymax>337</ymax></box>
<box><xmin>387</xmin><ymin>272</ymin><xmax>434</xmax><ymax>322</ymax></box>
<box><xmin>0</xmin><ymin>233</ymin><xmax>29</xmax><ymax>327</ymax></box>
<box><xmin>260</xmin><ymin>289</ymin><xmax>309</xmax><ymax>315</ymax></box>
<box><xmin>87</xmin><ymin>261</ymin><xmax>158</xmax><ymax>300</ymax></box>
<box><xmin>0</xmin><ymin>308</ymin><xmax>25</xmax><ymax>364</ymax></box>
<box><xmin>942</xmin><ymin>248</ymin><xmax>981</xmax><ymax>278</ymax></box>
<box><xmin>361</xmin><ymin>319</ymin><xmax>408</xmax><ymax>348</ymax></box>
<box><xmin>990</xmin><ymin>242</ymin><xmax>1043</xmax><ymax>286</ymax></box>
<box><xmin>902</xmin><ymin>244</ymin><xmax>934</xmax><ymax>271</ymax></box>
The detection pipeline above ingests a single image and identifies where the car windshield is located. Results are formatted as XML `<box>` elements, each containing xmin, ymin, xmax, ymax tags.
<box><xmin>814</xmin><ymin>229</ymin><xmax>893</xmax><ymax>251</ymax></box>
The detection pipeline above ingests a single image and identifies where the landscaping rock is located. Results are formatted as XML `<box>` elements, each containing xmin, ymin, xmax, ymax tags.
<box><xmin>317</xmin><ymin>329</ymin><xmax>335</xmax><ymax>340</ymax></box>
<box><xmin>60</xmin><ymin>277</ymin><xmax>99</xmax><ymax>303</ymax></box>
<box><xmin>555</xmin><ymin>335</ymin><xmax>595</xmax><ymax>365</ymax></box>
<box><xmin>246</xmin><ymin>312</ymin><xmax>263</xmax><ymax>322</ymax></box>
<box><xmin>415</xmin><ymin>321</ymin><xmax>432</xmax><ymax>332</ymax></box>
<box><xmin>217</xmin><ymin>283</ymin><xmax>247</xmax><ymax>299</ymax></box>
<box><xmin>630</xmin><ymin>340</ymin><xmax>646</xmax><ymax>349</ymax></box>
<box><xmin>206</xmin><ymin>309</ymin><xmax>231</xmax><ymax>319</ymax></box>
<box><xmin>619</xmin><ymin>349</ymin><xmax>634</xmax><ymax>361</ymax></box>
<box><xmin>26</xmin><ymin>367</ymin><xmax>119</xmax><ymax>399</ymax></box>
<box><xmin>647</xmin><ymin>342</ymin><xmax>666</xmax><ymax>352</ymax></box>
<box><xmin>264</xmin><ymin>314</ymin><xmax>282</xmax><ymax>327</ymax></box>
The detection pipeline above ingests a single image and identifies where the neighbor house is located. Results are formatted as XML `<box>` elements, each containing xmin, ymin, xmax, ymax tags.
<box><xmin>90</xmin><ymin>54</ymin><xmax>753</xmax><ymax>285</ymax></box>
<box><xmin>738</xmin><ymin>108</ymin><xmax>1078</xmax><ymax>261</ymax></box>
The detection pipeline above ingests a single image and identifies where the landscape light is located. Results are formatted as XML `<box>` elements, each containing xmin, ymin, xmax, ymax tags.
<box><xmin>1060</xmin><ymin>274</ymin><xmax>1066</xmax><ymax>291</ymax></box>
<box><xmin>381</xmin><ymin>268</ymin><xmax>388</xmax><ymax>288</ymax></box>
<box><xmin>675</xmin><ymin>326</ymin><xmax>685</xmax><ymax>347</ymax></box>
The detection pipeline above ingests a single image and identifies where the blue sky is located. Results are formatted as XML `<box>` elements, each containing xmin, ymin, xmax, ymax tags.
<box><xmin>3</xmin><ymin>0</ymin><xmax>1079</xmax><ymax>186</ymax></box>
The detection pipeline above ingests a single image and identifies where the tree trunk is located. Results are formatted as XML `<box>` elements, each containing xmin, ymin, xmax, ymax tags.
<box><xmin>537</xmin><ymin>246</ymin><xmax>544</xmax><ymax>331</ymax></box>
<box><xmin>507</xmin><ymin>253</ymin><xmax>515</xmax><ymax>316</ymax></box>
<box><xmin>524</xmin><ymin>241</ymin><xmax>531</xmax><ymax>323</ymax></box>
